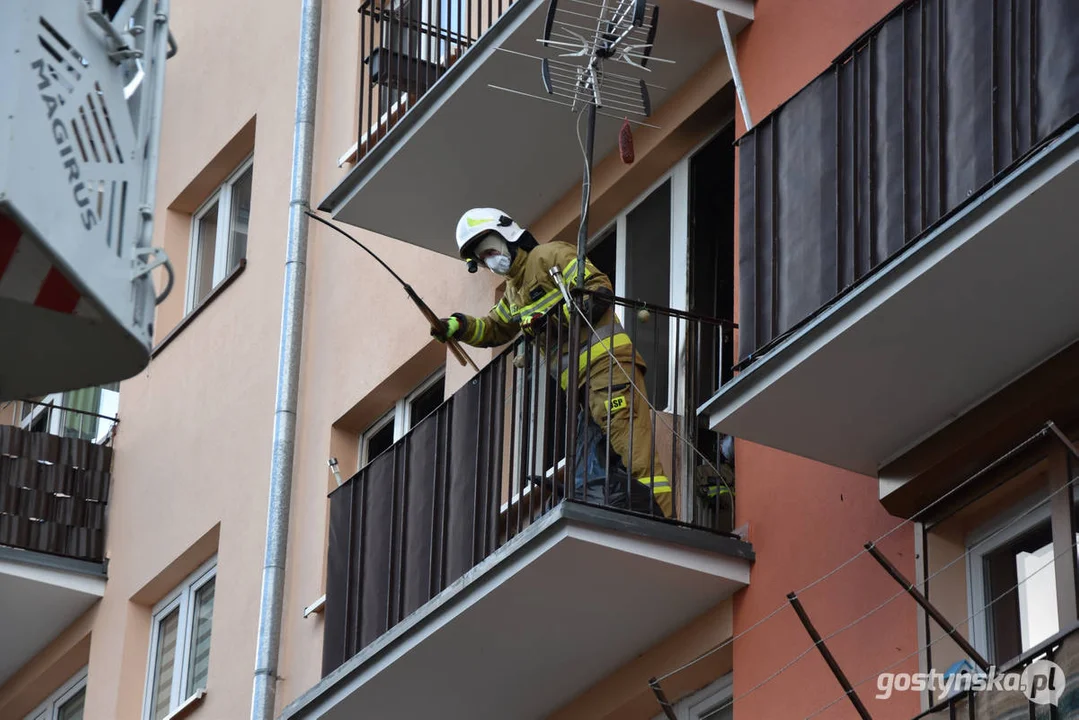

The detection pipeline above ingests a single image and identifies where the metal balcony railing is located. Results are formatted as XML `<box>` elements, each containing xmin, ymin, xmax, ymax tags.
<box><xmin>914</xmin><ymin>621</ymin><xmax>1079</xmax><ymax>718</ymax></box>
<box><xmin>0</xmin><ymin>399</ymin><xmax>118</xmax><ymax>563</ymax></box>
<box><xmin>350</xmin><ymin>0</ymin><xmax>516</xmax><ymax>163</ymax></box>
<box><xmin>737</xmin><ymin>0</ymin><xmax>1079</xmax><ymax>362</ymax></box>
<box><xmin>322</xmin><ymin>293</ymin><xmax>738</xmax><ymax>675</ymax></box>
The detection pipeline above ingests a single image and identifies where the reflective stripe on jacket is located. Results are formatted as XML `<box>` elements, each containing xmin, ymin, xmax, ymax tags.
<box><xmin>455</xmin><ymin>241</ymin><xmax>643</xmax><ymax>386</ymax></box>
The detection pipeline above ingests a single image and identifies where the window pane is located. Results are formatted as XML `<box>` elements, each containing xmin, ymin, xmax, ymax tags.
<box><xmin>228</xmin><ymin>168</ymin><xmax>252</xmax><ymax>272</ymax></box>
<box><xmin>984</xmin><ymin>520</ymin><xmax>1056</xmax><ymax>663</ymax></box>
<box><xmin>57</xmin><ymin>686</ymin><xmax>86</xmax><ymax>720</ymax></box>
<box><xmin>624</xmin><ymin>180</ymin><xmax>671</xmax><ymax>404</ymax></box>
<box><xmin>364</xmin><ymin>419</ymin><xmax>395</xmax><ymax>466</ymax></box>
<box><xmin>61</xmin><ymin>387</ymin><xmax>101</xmax><ymax>441</ymax></box>
<box><xmin>408</xmin><ymin>376</ymin><xmax>445</xmax><ymax>429</ymax></box>
<box><xmin>701</xmin><ymin>702</ymin><xmax>733</xmax><ymax>720</ymax></box>
<box><xmin>185</xmin><ymin>578</ymin><xmax>216</xmax><ymax>697</ymax></box>
<box><xmin>589</xmin><ymin>227</ymin><xmax>617</xmax><ymax>289</ymax></box>
<box><xmin>150</xmin><ymin>608</ymin><xmax>180</xmax><ymax>720</ymax></box>
<box><xmin>193</xmin><ymin>203</ymin><xmax>219</xmax><ymax>306</ymax></box>
<box><xmin>1016</xmin><ymin>542</ymin><xmax>1058</xmax><ymax>649</ymax></box>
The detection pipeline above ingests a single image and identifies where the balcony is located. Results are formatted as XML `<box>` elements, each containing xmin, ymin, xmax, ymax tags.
<box><xmin>701</xmin><ymin>0</ymin><xmax>1079</xmax><ymax>478</ymax></box>
<box><xmin>320</xmin><ymin>0</ymin><xmax>752</xmax><ymax>255</ymax></box>
<box><xmin>0</xmin><ymin>399</ymin><xmax>114</xmax><ymax>687</ymax></box>
<box><xmin>282</xmin><ymin>295</ymin><xmax>752</xmax><ymax>720</ymax></box>
<box><xmin>914</xmin><ymin>622</ymin><xmax>1079</xmax><ymax>718</ymax></box>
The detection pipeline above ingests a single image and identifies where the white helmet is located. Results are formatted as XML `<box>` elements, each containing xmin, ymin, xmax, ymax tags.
<box><xmin>455</xmin><ymin>208</ymin><xmax>527</xmax><ymax>261</ymax></box>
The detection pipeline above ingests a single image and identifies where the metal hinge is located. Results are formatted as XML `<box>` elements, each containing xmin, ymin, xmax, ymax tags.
<box><xmin>131</xmin><ymin>247</ymin><xmax>174</xmax><ymax>305</ymax></box>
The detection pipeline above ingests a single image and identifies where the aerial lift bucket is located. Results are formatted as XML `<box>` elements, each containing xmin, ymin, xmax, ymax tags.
<box><xmin>0</xmin><ymin>0</ymin><xmax>173</xmax><ymax>400</ymax></box>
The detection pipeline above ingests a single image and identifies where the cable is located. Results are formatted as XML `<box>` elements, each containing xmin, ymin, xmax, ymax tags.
<box><xmin>575</xmin><ymin>106</ymin><xmax>592</xmax><ymax>253</ymax></box>
<box><xmin>562</xmin><ymin>103</ymin><xmax>1079</xmax><ymax>695</ymax></box>
<box><xmin>652</xmin><ymin>422</ymin><xmax>1069</xmax><ymax>683</ymax></box>
<box><xmin>699</xmin><ymin>493</ymin><xmax>1078</xmax><ymax>720</ymax></box>
<box><xmin>305</xmin><ymin>210</ymin><xmax>409</xmax><ymax>287</ymax></box>
<box><xmin>566</xmin><ymin>291</ymin><xmax>736</xmax><ymax>500</ymax></box>
<box><xmin>803</xmin><ymin>530</ymin><xmax>1077</xmax><ymax>720</ymax></box>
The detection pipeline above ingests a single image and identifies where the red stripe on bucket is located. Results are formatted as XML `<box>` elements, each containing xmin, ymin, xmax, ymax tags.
<box><xmin>0</xmin><ymin>215</ymin><xmax>20</xmax><ymax>279</ymax></box>
<box><xmin>35</xmin><ymin>268</ymin><xmax>82</xmax><ymax>313</ymax></box>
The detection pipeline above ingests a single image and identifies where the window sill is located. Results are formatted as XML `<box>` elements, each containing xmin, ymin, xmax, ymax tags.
<box><xmin>152</xmin><ymin>259</ymin><xmax>246</xmax><ymax>359</ymax></box>
<box><xmin>162</xmin><ymin>689</ymin><xmax>206</xmax><ymax>720</ymax></box>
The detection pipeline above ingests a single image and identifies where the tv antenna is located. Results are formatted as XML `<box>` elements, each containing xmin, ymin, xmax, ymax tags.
<box><xmin>491</xmin><ymin>0</ymin><xmax>671</xmax><ymax>276</ymax></box>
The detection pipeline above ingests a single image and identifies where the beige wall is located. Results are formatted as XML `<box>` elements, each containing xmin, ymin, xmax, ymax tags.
<box><xmin>924</xmin><ymin>461</ymin><xmax>1050</xmax><ymax>677</ymax></box>
<box><xmin>2</xmin><ymin>2</ymin><xmax>741</xmax><ymax>719</ymax></box>
<box><xmin>551</xmin><ymin>599</ymin><xmax>735</xmax><ymax>720</ymax></box>
<box><xmin>0</xmin><ymin>0</ymin><xmax>495</xmax><ymax>716</ymax></box>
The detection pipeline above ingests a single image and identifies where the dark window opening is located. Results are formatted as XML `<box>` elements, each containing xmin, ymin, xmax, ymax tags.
<box><xmin>409</xmin><ymin>375</ymin><xmax>445</xmax><ymax>429</ymax></box>
<box><xmin>365</xmin><ymin>420</ymin><xmax>396</xmax><ymax>466</ymax></box>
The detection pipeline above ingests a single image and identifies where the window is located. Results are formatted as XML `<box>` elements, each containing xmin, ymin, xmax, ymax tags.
<box><xmin>966</xmin><ymin>471</ymin><xmax>1079</xmax><ymax>664</ymax></box>
<box><xmin>143</xmin><ymin>558</ymin><xmax>217</xmax><ymax>720</ymax></box>
<box><xmin>185</xmin><ymin>159</ymin><xmax>253</xmax><ymax>312</ymax></box>
<box><xmin>25</xmin><ymin>667</ymin><xmax>87</xmax><ymax>720</ymax></box>
<box><xmin>359</xmin><ymin>370</ymin><xmax>445</xmax><ymax>467</ymax></box>
<box><xmin>587</xmin><ymin>123</ymin><xmax>734</xmax><ymax>413</ymax></box>
<box><xmin>650</xmin><ymin>673</ymin><xmax>732</xmax><ymax>720</ymax></box>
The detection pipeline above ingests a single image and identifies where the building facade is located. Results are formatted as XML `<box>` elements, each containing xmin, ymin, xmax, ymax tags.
<box><xmin>1</xmin><ymin>0</ymin><xmax>1077</xmax><ymax>718</ymax></box>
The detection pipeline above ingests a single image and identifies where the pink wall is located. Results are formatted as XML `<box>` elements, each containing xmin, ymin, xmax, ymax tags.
<box><xmin>734</xmin><ymin>0</ymin><xmax>904</xmax><ymax>137</ymax></box>
<box><xmin>730</xmin><ymin>1</ymin><xmax>920</xmax><ymax>718</ymax></box>
<box><xmin>732</xmin><ymin>446</ymin><xmax>919</xmax><ymax>718</ymax></box>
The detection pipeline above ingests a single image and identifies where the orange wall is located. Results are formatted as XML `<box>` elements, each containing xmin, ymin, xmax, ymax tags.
<box><xmin>734</xmin><ymin>0</ymin><xmax>903</xmax><ymax>137</ymax></box>
<box><xmin>730</xmin><ymin>2</ymin><xmax>919</xmax><ymax>718</ymax></box>
<box><xmin>732</xmin><ymin>446</ymin><xmax>919</xmax><ymax>718</ymax></box>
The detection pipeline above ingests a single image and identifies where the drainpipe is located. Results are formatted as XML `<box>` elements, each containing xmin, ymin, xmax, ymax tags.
<box><xmin>250</xmin><ymin>1</ymin><xmax>322</xmax><ymax>719</ymax></box>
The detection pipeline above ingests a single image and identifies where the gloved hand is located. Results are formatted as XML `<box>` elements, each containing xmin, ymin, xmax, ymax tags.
<box><xmin>520</xmin><ymin>312</ymin><xmax>540</xmax><ymax>334</ymax></box>
<box><xmin>582</xmin><ymin>286</ymin><xmax>614</xmax><ymax>323</ymax></box>
<box><xmin>431</xmin><ymin>315</ymin><xmax>462</xmax><ymax>342</ymax></box>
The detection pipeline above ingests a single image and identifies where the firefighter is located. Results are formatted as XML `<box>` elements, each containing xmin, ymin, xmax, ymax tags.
<box><xmin>431</xmin><ymin>208</ymin><xmax>671</xmax><ymax>518</ymax></box>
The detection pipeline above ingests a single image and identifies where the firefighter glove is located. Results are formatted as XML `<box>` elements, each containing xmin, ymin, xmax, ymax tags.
<box><xmin>432</xmin><ymin>315</ymin><xmax>462</xmax><ymax>342</ymax></box>
<box><xmin>582</xmin><ymin>286</ymin><xmax>614</xmax><ymax>323</ymax></box>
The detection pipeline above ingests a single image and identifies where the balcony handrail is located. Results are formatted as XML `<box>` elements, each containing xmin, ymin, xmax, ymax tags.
<box><xmin>909</xmin><ymin>620</ymin><xmax>1079</xmax><ymax>719</ymax></box>
<box><xmin>8</xmin><ymin>396</ymin><xmax>120</xmax><ymax>447</ymax></box>
<box><xmin>363</xmin><ymin>6</ymin><xmax>477</xmax><ymax>48</ymax></box>
<box><xmin>323</xmin><ymin>293</ymin><xmax>738</xmax><ymax>674</ymax></box>
<box><xmin>574</xmin><ymin>287</ymin><xmax>738</xmax><ymax>330</ymax></box>
<box><xmin>14</xmin><ymin>398</ymin><xmax>120</xmax><ymax>425</ymax></box>
<box><xmin>352</xmin><ymin>0</ymin><xmax>516</xmax><ymax>165</ymax></box>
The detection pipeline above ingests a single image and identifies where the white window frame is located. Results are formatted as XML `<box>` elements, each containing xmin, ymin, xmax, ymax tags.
<box><xmin>650</xmin><ymin>673</ymin><xmax>733</xmax><ymax>720</ymax></box>
<box><xmin>184</xmin><ymin>157</ymin><xmax>254</xmax><ymax>313</ymax></box>
<box><xmin>965</xmin><ymin>488</ymin><xmax>1052</xmax><ymax>660</ymax></box>
<box><xmin>142</xmin><ymin>557</ymin><xmax>217</xmax><ymax>720</ymax></box>
<box><xmin>358</xmin><ymin>369</ymin><xmax>445</xmax><ymax>468</ymax></box>
<box><xmin>24</xmin><ymin>667</ymin><xmax>87</xmax><ymax>720</ymax></box>
<box><xmin>588</xmin><ymin>132</ymin><xmax>717</xmax><ymax>414</ymax></box>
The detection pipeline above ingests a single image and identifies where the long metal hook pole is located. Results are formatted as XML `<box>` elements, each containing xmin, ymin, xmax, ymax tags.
<box><xmin>304</xmin><ymin>211</ymin><xmax>478</xmax><ymax>371</ymax></box>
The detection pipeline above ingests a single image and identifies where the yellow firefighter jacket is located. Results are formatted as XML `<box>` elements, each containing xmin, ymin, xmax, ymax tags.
<box><xmin>455</xmin><ymin>241</ymin><xmax>643</xmax><ymax>389</ymax></box>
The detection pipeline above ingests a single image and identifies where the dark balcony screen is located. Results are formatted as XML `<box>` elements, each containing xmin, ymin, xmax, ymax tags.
<box><xmin>738</xmin><ymin>0</ymin><xmax>1079</xmax><ymax>359</ymax></box>
<box><xmin>322</xmin><ymin>362</ymin><xmax>505</xmax><ymax>676</ymax></box>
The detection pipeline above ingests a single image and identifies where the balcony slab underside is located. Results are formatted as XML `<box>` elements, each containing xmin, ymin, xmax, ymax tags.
<box><xmin>0</xmin><ymin>547</ymin><xmax>105</xmax><ymax>686</ymax></box>
<box><xmin>281</xmin><ymin>502</ymin><xmax>752</xmax><ymax>720</ymax></box>
<box><xmin>701</xmin><ymin>127</ymin><xmax>1079</xmax><ymax>478</ymax></box>
<box><xmin>320</xmin><ymin>0</ymin><xmax>747</xmax><ymax>256</ymax></box>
